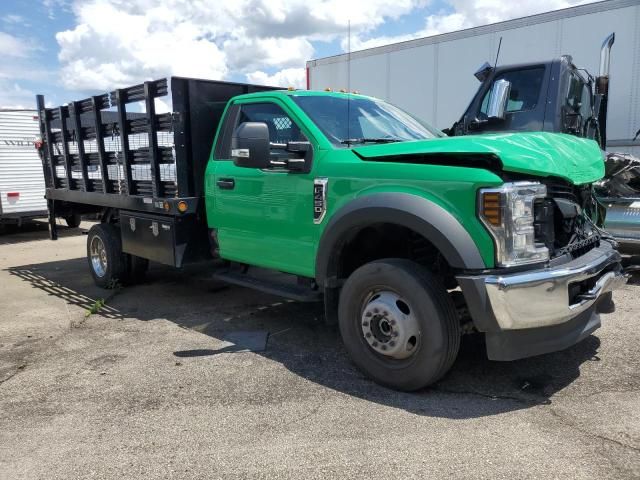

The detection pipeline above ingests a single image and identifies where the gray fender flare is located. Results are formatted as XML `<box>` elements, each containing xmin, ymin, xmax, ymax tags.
<box><xmin>315</xmin><ymin>192</ymin><xmax>486</xmax><ymax>287</ymax></box>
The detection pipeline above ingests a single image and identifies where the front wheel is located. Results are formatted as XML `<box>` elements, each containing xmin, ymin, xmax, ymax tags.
<box><xmin>338</xmin><ymin>258</ymin><xmax>460</xmax><ymax>391</ymax></box>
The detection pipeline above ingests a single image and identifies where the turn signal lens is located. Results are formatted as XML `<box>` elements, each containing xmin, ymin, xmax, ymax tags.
<box><xmin>163</xmin><ymin>201</ymin><xmax>170</xmax><ymax>211</ymax></box>
<box><xmin>177</xmin><ymin>201</ymin><xmax>188</xmax><ymax>213</ymax></box>
<box><xmin>481</xmin><ymin>192</ymin><xmax>502</xmax><ymax>226</ymax></box>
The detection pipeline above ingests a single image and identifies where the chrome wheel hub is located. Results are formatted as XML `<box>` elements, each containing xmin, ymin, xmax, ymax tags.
<box><xmin>361</xmin><ymin>291</ymin><xmax>420</xmax><ymax>359</ymax></box>
<box><xmin>90</xmin><ymin>236</ymin><xmax>108</xmax><ymax>278</ymax></box>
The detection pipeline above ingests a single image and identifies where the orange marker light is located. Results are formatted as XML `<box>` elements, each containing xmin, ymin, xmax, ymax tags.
<box><xmin>177</xmin><ymin>201</ymin><xmax>188</xmax><ymax>213</ymax></box>
<box><xmin>481</xmin><ymin>192</ymin><xmax>502</xmax><ymax>226</ymax></box>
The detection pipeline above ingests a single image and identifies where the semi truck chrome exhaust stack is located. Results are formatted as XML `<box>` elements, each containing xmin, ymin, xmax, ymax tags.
<box><xmin>599</xmin><ymin>32</ymin><xmax>615</xmax><ymax>79</ymax></box>
<box><xmin>596</xmin><ymin>33</ymin><xmax>615</xmax><ymax>148</ymax></box>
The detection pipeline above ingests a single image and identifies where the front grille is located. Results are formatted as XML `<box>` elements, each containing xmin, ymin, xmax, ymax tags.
<box><xmin>545</xmin><ymin>180</ymin><xmax>579</xmax><ymax>203</ymax></box>
<box><xmin>534</xmin><ymin>179</ymin><xmax>599</xmax><ymax>259</ymax></box>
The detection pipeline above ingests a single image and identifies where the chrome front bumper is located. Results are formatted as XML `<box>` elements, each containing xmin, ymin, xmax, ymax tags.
<box><xmin>460</xmin><ymin>242</ymin><xmax>627</xmax><ymax>331</ymax></box>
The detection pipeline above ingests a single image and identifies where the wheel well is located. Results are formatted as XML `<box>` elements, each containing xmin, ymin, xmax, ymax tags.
<box><xmin>336</xmin><ymin>223</ymin><xmax>457</xmax><ymax>289</ymax></box>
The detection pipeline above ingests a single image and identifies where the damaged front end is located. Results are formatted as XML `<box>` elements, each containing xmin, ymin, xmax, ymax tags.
<box><xmin>596</xmin><ymin>152</ymin><xmax>640</xmax><ymax>250</ymax></box>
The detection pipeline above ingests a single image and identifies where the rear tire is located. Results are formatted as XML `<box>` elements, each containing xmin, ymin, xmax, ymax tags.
<box><xmin>338</xmin><ymin>258</ymin><xmax>460</xmax><ymax>391</ymax></box>
<box><xmin>87</xmin><ymin>223</ymin><xmax>126</xmax><ymax>288</ymax></box>
<box><xmin>65</xmin><ymin>213</ymin><xmax>82</xmax><ymax>228</ymax></box>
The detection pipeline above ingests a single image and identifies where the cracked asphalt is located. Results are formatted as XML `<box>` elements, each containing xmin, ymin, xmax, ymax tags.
<box><xmin>0</xmin><ymin>221</ymin><xmax>639</xmax><ymax>479</ymax></box>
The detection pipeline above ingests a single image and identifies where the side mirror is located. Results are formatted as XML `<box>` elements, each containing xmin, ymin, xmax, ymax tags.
<box><xmin>231</xmin><ymin>122</ymin><xmax>270</xmax><ymax>169</ymax></box>
<box><xmin>486</xmin><ymin>79</ymin><xmax>511</xmax><ymax>120</ymax></box>
<box><xmin>474</xmin><ymin>61</ymin><xmax>493</xmax><ymax>82</ymax></box>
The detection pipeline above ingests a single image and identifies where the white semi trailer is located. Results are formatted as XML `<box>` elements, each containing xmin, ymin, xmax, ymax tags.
<box><xmin>306</xmin><ymin>0</ymin><xmax>640</xmax><ymax>156</ymax></box>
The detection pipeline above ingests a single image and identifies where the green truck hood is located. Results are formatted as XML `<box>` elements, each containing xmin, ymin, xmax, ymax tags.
<box><xmin>352</xmin><ymin>132</ymin><xmax>604</xmax><ymax>185</ymax></box>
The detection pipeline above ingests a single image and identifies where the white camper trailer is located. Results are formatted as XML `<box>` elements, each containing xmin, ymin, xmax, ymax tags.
<box><xmin>0</xmin><ymin>110</ymin><xmax>48</xmax><ymax>226</ymax></box>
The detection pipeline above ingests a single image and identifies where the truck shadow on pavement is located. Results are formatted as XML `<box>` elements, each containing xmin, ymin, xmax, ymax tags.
<box><xmin>7</xmin><ymin>257</ymin><xmax>616</xmax><ymax>420</ymax></box>
<box><xmin>0</xmin><ymin>220</ymin><xmax>87</xmax><ymax>246</ymax></box>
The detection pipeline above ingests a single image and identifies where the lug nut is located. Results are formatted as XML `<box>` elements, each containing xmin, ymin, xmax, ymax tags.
<box><xmin>362</xmin><ymin>321</ymin><xmax>369</xmax><ymax>327</ymax></box>
<box><xmin>392</xmin><ymin>331</ymin><xmax>398</xmax><ymax>337</ymax></box>
<box><xmin>381</xmin><ymin>345</ymin><xmax>387</xmax><ymax>350</ymax></box>
<box><xmin>365</xmin><ymin>332</ymin><xmax>371</xmax><ymax>338</ymax></box>
<box><xmin>389</xmin><ymin>341</ymin><xmax>396</xmax><ymax>347</ymax></box>
<box><xmin>389</xmin><ymin>319</ymin><xmax>396</xmax><ymax>325</ymax></box>
<box><xmin>365</xmin><ymin>311</ymin><xmax>372</xmax><ymax>317</ymax></box>
<box><xmin>372</xmin><ymin>341</ymin><xmax>378</xmax><ymax>347</ymax></box>
<box><xmin>373</xmin><ymin>308</ymin><xmax>379</xmax><ymax>314</ymax></box>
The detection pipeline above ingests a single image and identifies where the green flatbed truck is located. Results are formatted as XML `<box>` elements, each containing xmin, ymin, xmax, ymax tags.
<box><xmin>37</xmin><ymin>77</ymin><xmax>627</xmax><ymax>391</ymax></box>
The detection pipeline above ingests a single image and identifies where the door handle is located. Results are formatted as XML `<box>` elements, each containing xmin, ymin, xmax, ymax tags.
<box><xmin>216</xmin><ymin>178</ymin><xmax>235</xmax><ymax>190</ymax></box>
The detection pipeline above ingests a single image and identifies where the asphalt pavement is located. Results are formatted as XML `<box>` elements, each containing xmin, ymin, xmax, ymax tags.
<box><xmin>0</xmin><ymin>220</ymin><xmax>638</xmax><ymax>479</ymax></box>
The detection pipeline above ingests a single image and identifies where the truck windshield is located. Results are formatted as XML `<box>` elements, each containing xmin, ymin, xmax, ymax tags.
<box><xmin>292</xmin><ymin>95</ymin><xmax>442</xmax><ymax>146</ymax></box>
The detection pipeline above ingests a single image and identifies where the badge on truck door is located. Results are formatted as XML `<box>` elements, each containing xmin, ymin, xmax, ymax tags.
<box><xmin>313</xmin><ymin>178</ymin><xmax>328</xmax><ymax>224</ymax></box>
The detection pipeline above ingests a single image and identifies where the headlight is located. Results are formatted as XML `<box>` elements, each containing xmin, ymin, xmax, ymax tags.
<box><xmin>479</xmin><ymin>182</ymin><xmax>549</xmax><ymax>267</ymax></box>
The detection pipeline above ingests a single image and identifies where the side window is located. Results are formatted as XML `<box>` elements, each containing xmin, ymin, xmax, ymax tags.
<box><xmin>480</xmin><ymin>67</ymin><xmax>545</xmax><ymax>115</ymax></box>
<box><xmin>238</xmin><ymin>103</ymin><xmax>307</xmax><ymax>147</ymax></box>
<box><xmin>214</xmin><ymin>104</ymin><xmax>240</xmax><ymax>159</ymax></box>
<box><xmin>214</xmin><ymin>102</ymin><xmax>307</xmax><ymax>159</ymax></box>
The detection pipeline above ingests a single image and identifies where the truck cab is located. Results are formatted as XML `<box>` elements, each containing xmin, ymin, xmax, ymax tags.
<box><xmin>448</xmin><ymin>56</ymin><xmax>599</xmax><ymax>143</ymax></box>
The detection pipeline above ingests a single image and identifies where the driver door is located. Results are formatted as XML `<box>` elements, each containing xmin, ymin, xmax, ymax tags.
<box><xmin>208</xmin><ymin>100</ymin><xmax>317</xmax><ymax>276</ymax></box>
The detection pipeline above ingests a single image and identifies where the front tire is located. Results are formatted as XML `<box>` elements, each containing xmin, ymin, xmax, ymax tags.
<box><xmin>87</xmin><ymin>224</ymin><xmax>126</xmax><ymax>288</ymax></box>
<box><xmin>338</xmin><ymin>258</ymin><xmax>460</xmax><ymax>391</ymax></box>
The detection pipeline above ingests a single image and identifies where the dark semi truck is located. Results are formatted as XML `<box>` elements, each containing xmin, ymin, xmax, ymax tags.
<box><xmin>37</xmin><ymin>77</ymin><xmax>627</xmax><ymax>391</ymax></box>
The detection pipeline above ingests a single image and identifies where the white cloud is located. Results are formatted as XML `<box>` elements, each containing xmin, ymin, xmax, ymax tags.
<box><xmin>444</xmin><ymin>0</ymin><xmax>593</xmax><ymax>27</ymax></box>
<box><xmin>56</xmin><ymin>1</ymin><xmax>228</xmax><ymax>90</ymax></box>
<box><xmin>2</xmin><ymin>14</ymin><xmax>27</xmax><ymax>25</ymax></box>
<box><xmin>0</xmin><ymin>32</ymin><xmax>34</xmax><ymax>58</ymax></box>
<box><xmin>55</xmin><ymin>0</ymin><xmax>427</xmax><ymax>91</ymax></box>
<box><xmin>223</xmin><ymin>36</ymin><xmax>314</xmax><ymax>72</ymax></box>
<box><xmin>0</xmin><ymin>81</ymin><xmax>36</xmax><ymax>109</ymax></box>
<box><xmin>246</xmin><ymin>68</ymin><xmax>307</xmax><ymax>88</ymax></box>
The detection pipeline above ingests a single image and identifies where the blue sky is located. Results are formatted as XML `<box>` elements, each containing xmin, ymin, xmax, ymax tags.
<box><xmin>0</xmin><ymin>0</ymin><xmax>592</xmax><ymax>109</ymax></box>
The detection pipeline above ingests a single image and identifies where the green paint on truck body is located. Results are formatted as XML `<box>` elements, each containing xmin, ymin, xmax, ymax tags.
<box><xmin>204</xmin><ymin>90</ymin><xmax>605</xmax><ymax>275</ymax></box>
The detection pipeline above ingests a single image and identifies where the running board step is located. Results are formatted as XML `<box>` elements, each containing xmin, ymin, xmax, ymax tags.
<box><xmin>212</xmin><ymin>270</ymin><xmax>322</xmax><ymax>302</ymax></box>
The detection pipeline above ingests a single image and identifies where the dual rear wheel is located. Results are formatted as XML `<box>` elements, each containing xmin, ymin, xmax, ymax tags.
<box><xmin>87</xmin><ymin>223</ymin><xmax>148</xmax><ymax>288</ymax></box>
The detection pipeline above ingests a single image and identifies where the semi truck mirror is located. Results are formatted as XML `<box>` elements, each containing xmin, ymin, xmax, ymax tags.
<box><xmin>231</xmin><ymin>122</ymin><xmax>271</xmax><ymax>169</ymax></box>
<box><xmin>474</xmin><ymin>62</ymin><xmax>493</xmax><ymax>82</ymax></box>
<box><xmin>487</xmin><ymin>79</ymin><xmax>511</xmax><ymax>120</ymax></box>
